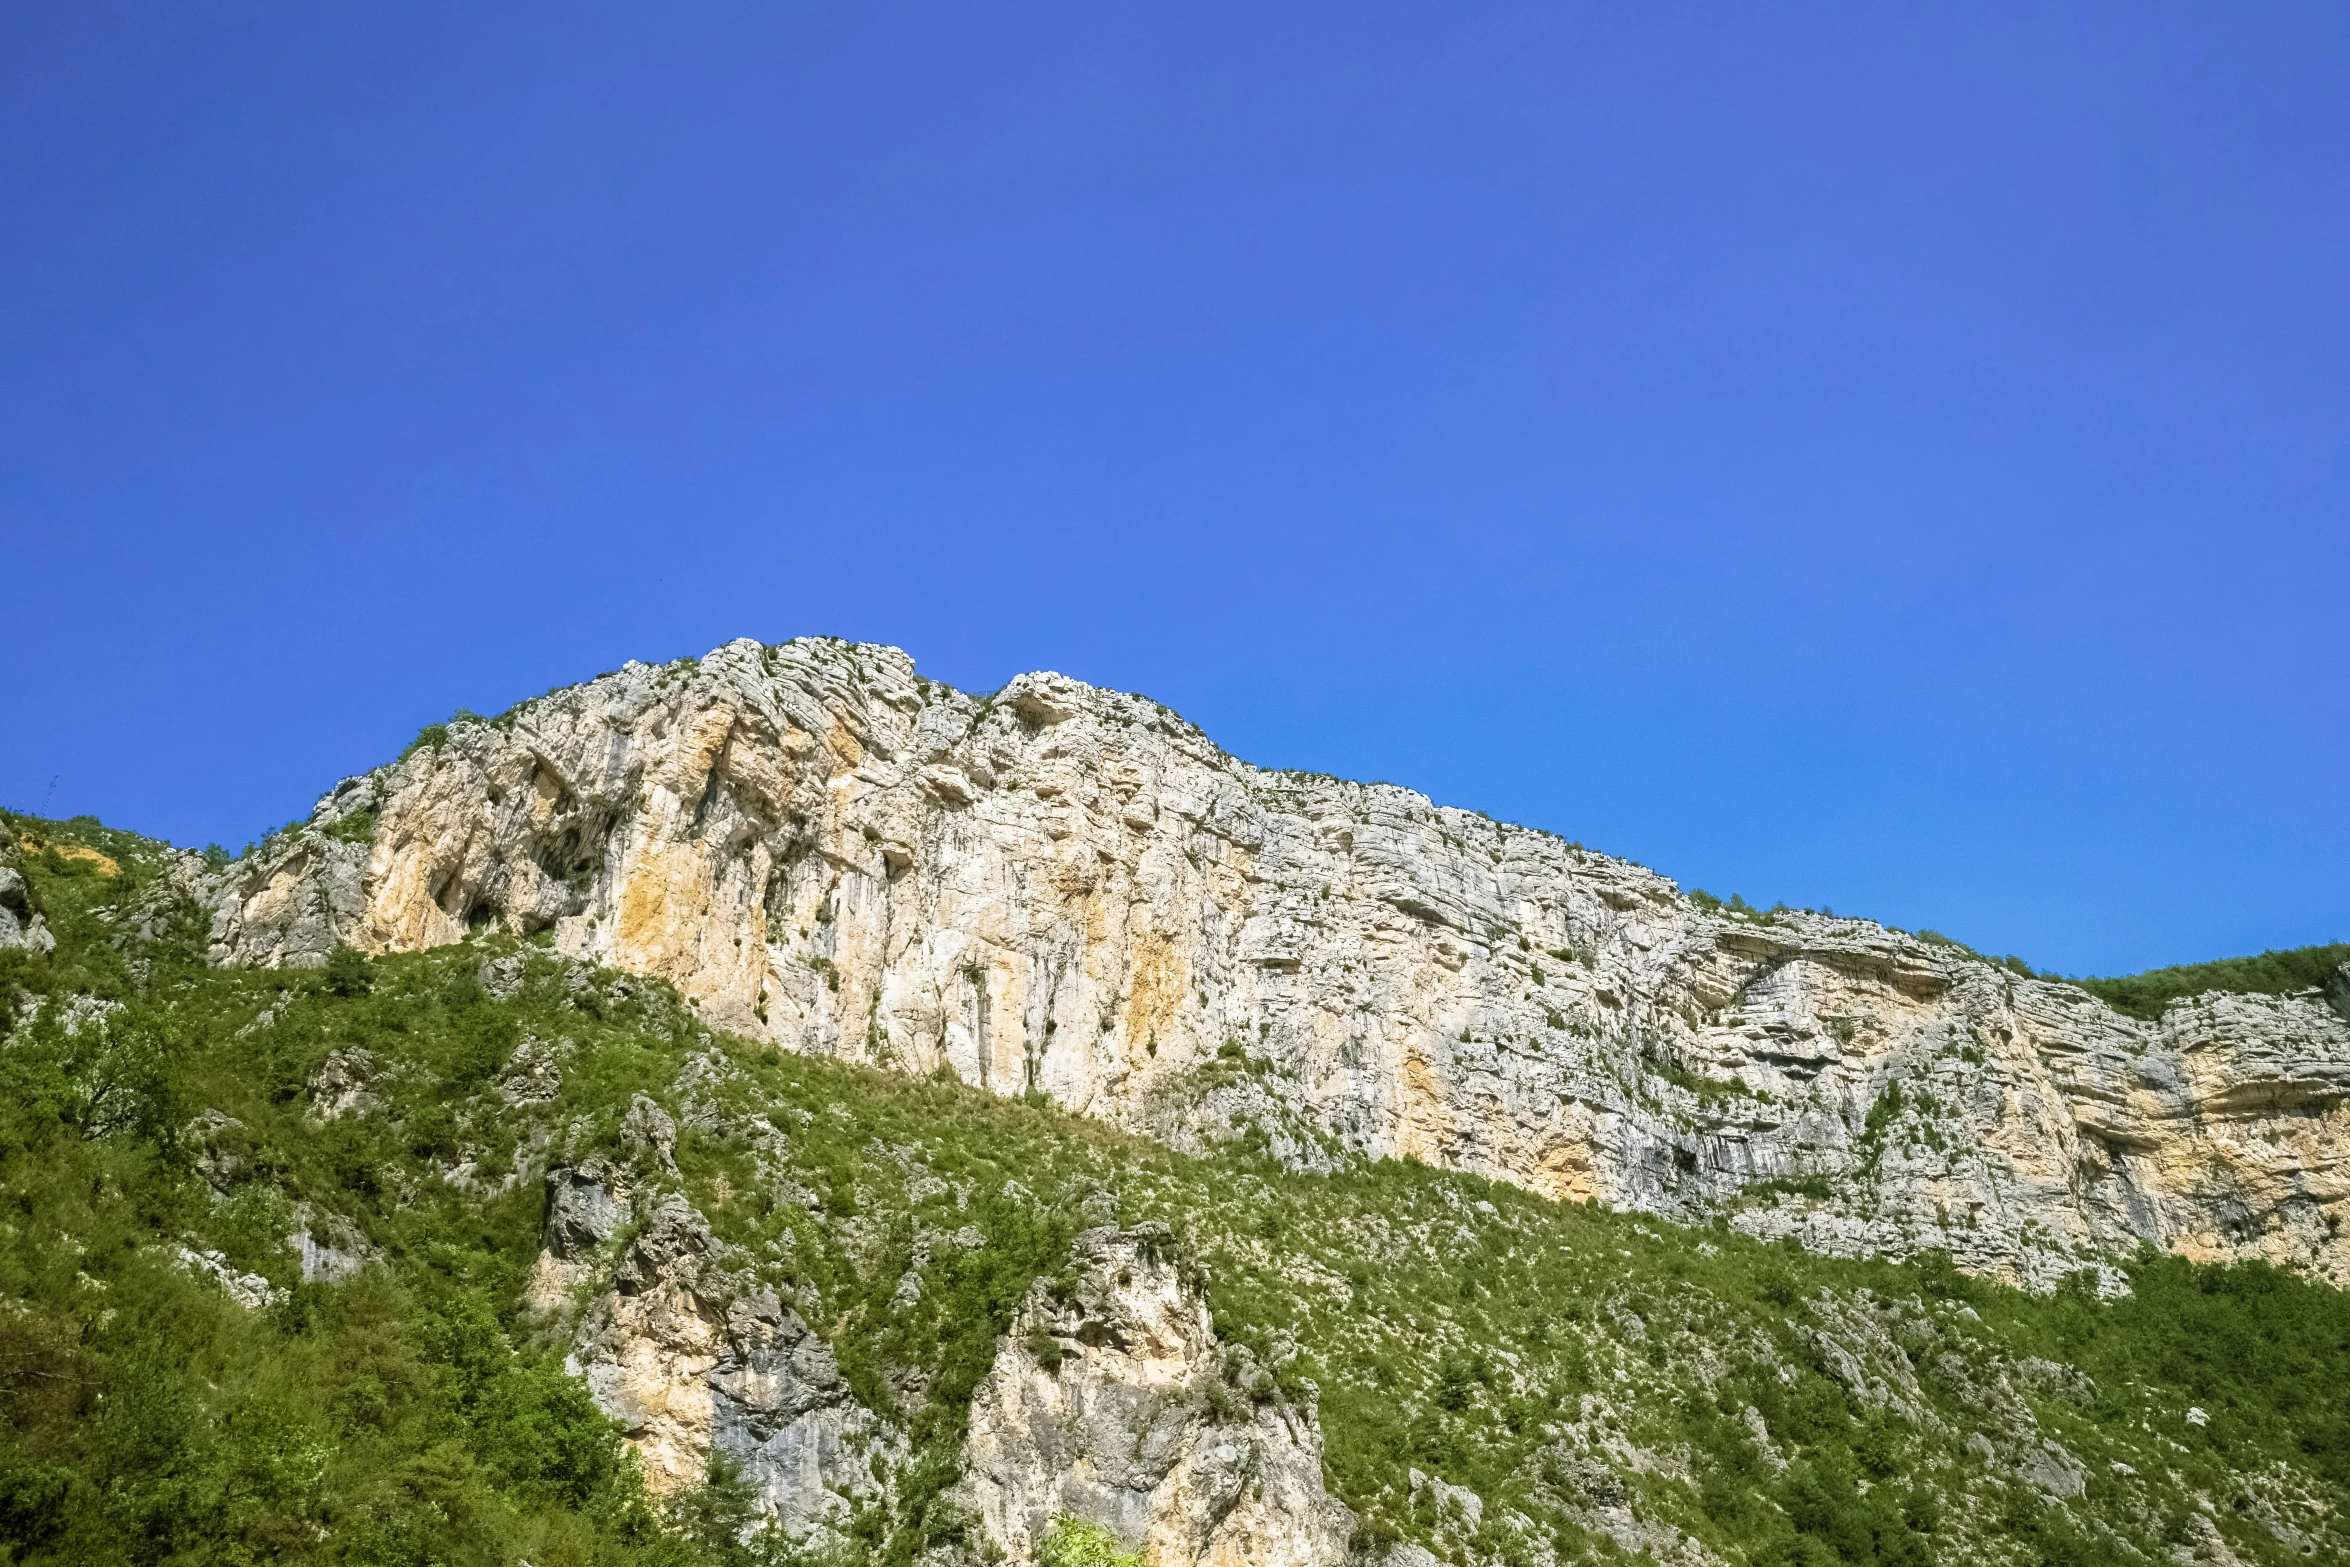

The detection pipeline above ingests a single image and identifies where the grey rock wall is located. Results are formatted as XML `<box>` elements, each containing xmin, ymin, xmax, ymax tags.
<box><xmin>955</xmin><ymin>1224</ymin><xmax>1354</xmax><ymax>1567</ymax></box>
<box><xmin>208</xmin><ymin>637</ymin><xmax>2350</xmax><ymax>1287</ymax></box>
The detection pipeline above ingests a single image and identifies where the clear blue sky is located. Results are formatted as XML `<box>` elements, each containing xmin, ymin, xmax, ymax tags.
<box><xmin>3</xmin><ymin>4</ymin><xmax>2344</xmax><ymax>976</ymax></box>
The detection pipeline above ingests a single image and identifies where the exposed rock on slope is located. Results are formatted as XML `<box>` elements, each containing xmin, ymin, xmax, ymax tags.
<box><xmin>956</xmin><ymin>1223</ymin><xmax>1353</xmax><ymax>1567</ymax></box>
<box><xmin>0</xmin><ymin>822</ymin><xmax>56</xmax><ymax>954</ymax></box>
<box><xmin>545</xmin><ymin>1172</ymin><xmax>904</xmax><ymax>1544</ymax></box>
<box><xmin>531</xmin><ymin>1168</ymin><xmax>1356</xmax><ymax>1560</ymax></box>
<box><xmin>209</xmin><ymin>638</ymin><xmax>2350</xmax><ymax>1286</ymax></box>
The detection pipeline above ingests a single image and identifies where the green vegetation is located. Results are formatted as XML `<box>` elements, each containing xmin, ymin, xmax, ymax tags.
<box><xmin>397</xmin><ymin>710</ymin><xmax>494</xmax><ymax>763</ymax></box>
<box><xmin>1037</xmin><ymin>1519</ymin><xmax>1140</xmax><ymax>1567</ymax></box>
<box><xmin>2</xmin><ymin>810</ymin><xmax>2346</xmax><ymax>1565</ymax></box>
<box><xmin>1687</xmin><ymin>891</ymin><xmax>1785</xmax><ymax>928</ymax></box>
<box><xmin>1644</xmin><ymin>1055</ymin><xmax>1758</xmax><ymax>1109</ymax></box>
<box><xmin>1758</xmin><ymin>905</ymin><xmax>2344</xmax><ymax>1023</ymax></box>
<box><xmin>398</xmin><ymin>723</ymin><xmax>451</xmax><ymax>761</ymax></box>
<box><xmin>2078</xmin><ymin>942</ymin><xmax>2350</xmax><ymax>1021</ymax></box>
<box><xmin>0</xmin><ymin>816</ymin><xmax>750</xmax><ymax>1566</ymax></box>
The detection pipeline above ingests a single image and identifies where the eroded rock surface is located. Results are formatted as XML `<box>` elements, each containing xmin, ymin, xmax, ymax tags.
<box><xmin>209</xmin><ymin>637</ymin><xmax>2350</xmax><ymax>1285</ymax></box>
<box><xmin>555</xmin><ymin>1186</ymin><xmax>902</xmax><ymax>1544</ymax></box>
<box><xmin>956</xmin><ymin>1224</ymin><xmax>1354</xmax><ymax>1567</ymax></box>
<box><xmin>0</xmin><ymin>834</ymin><xmax>54</xmax><ymax>953</ymax></box>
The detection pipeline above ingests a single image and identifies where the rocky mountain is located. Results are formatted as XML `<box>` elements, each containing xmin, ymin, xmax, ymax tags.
<box><xmin>5</xmin><ymin>798</ymin><xmax>2348</xmax><ymax>1566</ymax></box>
<box><xmin>208</xmin><ymin>636</ymin><xmax>2350</xmax><ymax>1292</ymax></box>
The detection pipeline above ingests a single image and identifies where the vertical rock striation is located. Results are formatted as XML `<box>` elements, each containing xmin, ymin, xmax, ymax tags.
<box><xmin>957</xmin><ymin>1224</ymin><xmax>1354</xmax><ymax>1567</ymax></box>
<box><xmin>546</xmin><ymin>1175</ymin><xmax>904</xmax><ymax>1544</ymax></box>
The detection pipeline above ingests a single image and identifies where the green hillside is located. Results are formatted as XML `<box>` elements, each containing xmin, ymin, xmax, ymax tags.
<box><xmin>2</xmin><ymin>811</ymin><xmax>2345</xmax><ymax>1566</ymax></box>
<box><xmin>2077</xmin><ymin>944</ymin><xmax>2350</xmax><ymax>1022</ymax></box>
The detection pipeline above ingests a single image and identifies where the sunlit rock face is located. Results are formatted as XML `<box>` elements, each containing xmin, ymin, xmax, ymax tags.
<box><xmin>957</xmin><ymin>1224</ymin><xmax>1355</xmax><ymax>1567</ymax></box>
<box><xmin>210</xmin><ymin>637</ymin><xmax>2350</xmax><ymax>1287</ymax></box>
<box><xmin>531</xmin><ymin>1167</ymin><xmax>903</xmax><ymax>1545</ymax></box>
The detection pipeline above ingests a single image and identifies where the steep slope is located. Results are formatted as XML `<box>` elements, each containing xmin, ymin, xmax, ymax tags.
<box><xmin>206</xmin><ymin>637</ymin><xmax>2350</xmax><ymax>1289</ymax></box>
<box><xmin>7</xmin><ymin>814</ymin><xmax>2350</xmax><ymax>1567</ymax></box>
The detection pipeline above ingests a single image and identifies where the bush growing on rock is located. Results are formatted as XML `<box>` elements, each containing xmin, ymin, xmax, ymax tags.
<box><xmin>1037</xmin><ymin>1518</ymin><xmax>1141</xmax><ymax>1567</ymax></box>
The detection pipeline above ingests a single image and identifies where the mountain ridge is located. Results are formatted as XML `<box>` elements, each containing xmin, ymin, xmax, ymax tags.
<box><xmin>194</xmin><ymin>636</ymin><xmax>2350</xmax><ymax>1291</ymax></box>
<box><xmin>3</xmin><ymin>788</ymin><xmax>2348</xmax><ymax>1564</ymax></box>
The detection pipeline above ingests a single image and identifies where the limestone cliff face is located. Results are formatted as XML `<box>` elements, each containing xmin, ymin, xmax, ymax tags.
<box><xmin>209</xmin><ymin>638</ymin><xmax>2350</xmax><ymax>1287</ymax></box>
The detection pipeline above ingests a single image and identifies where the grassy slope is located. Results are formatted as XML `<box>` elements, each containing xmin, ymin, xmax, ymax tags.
<box><xmin>1</xmin><ymin>811</ymin><xmax>2346</xmax><ymax>1567</ymax></box>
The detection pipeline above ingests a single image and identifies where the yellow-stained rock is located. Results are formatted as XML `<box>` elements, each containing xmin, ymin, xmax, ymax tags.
<box><xmin>209</xmin><ymin>638</ymin><xmax>2350</xmax><ymax>1288</ymax></box>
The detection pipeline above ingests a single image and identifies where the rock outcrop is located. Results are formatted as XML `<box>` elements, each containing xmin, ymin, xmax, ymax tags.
<box><xmin>0</xmin><ymin>822</ymin><xmax>55</xmax><ymax>954</ymax></box>
<box><xmin>208</xmin><ymin>637</ymin><xmax>2350</xmax><ymax>1286</ymax></box>
<box><xmin>538</xmin><ymin>1185</ymin><xmax>1356</xmax><ymax>1561</ymax></box>
<box><xmin>554</xmin><ymin>1183</ymin><xmax>903</xmax><ymax>1543</ymax></box>
<box><xmin>956</xmin><ymin>1224</ymin><xmax>1353</xmax><ymax>1567</ymax></box>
